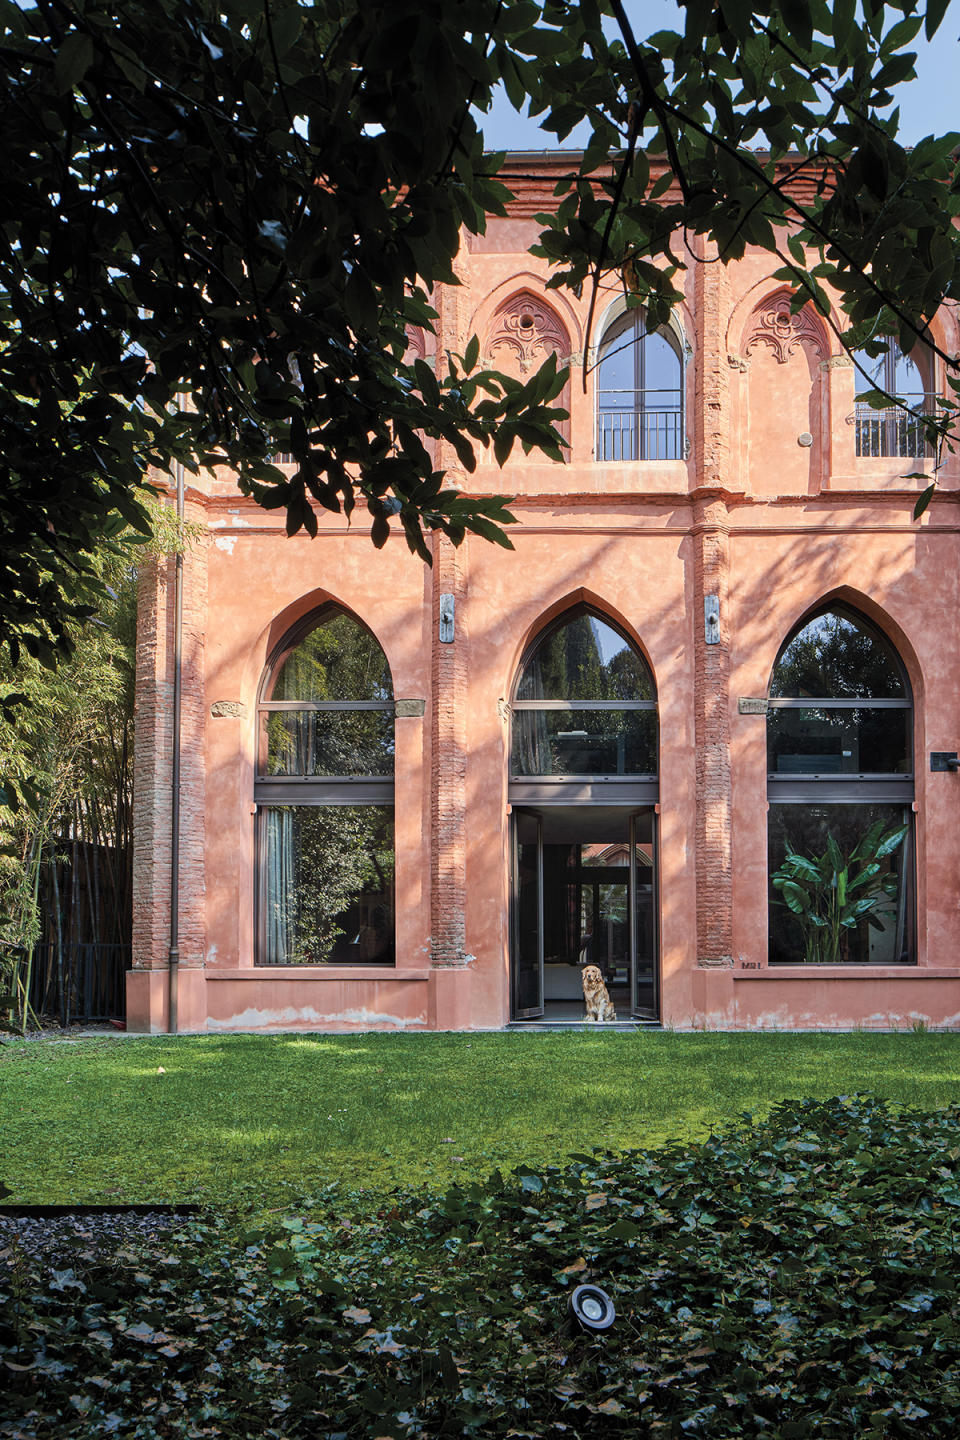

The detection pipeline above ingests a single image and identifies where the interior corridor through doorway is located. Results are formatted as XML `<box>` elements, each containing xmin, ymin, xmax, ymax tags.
<box><xmin>512</xmin><ymin>805</ymin><xmax>658</xmax><ymax>1021</ymax></box>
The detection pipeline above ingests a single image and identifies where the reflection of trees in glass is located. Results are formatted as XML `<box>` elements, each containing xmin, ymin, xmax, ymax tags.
<box><xmin>263</xmin><ymin>609</ymin><xmax>394</xmax><ymax>777</ymax></box>
<box><xmin>512</xmin><ymin>709</ymin><xmax>656</xmax><ymax>776</ymax></box>
<box><xmin>516</xmin><ymin>611</ymin><xmax>653</xmax><ymax>700</ymax></box>
<box><xmin>271</xmin><ymin>806</ymin><xmax>394</xmax><ymax>965</ymax></box>
<box><xmin>770</xmin><ymin>609</ymin><xmax>904</xmax><ymax>699</ymax></box>
<box><xmin>264</xmin><ymin>710</ymin><xmax>394</xmax><ymax>777</ymax></box>
<box><xmin>599</xmin><ymin>883</ymin><xmax>627</xmax><ymax>926</ymax></box>
<box><xmin>766</xmin><ymin>706</ymin><xmax>910</xmax><ymax>775</ymax></box>
<box><xmin>271</xmin><ymin>610</ymin><xmax>393</xmax><ymax>702</ymax></box>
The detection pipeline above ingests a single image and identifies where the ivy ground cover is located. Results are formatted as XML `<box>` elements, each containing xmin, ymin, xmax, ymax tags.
<box><xmin>4</xmin><ymin>1030</ymin><xmax>960</xmax><ymax>1205</ymax></box>
<box><xmin>4</xmin><ymin>1096</ymin><xmax>960</xmax><ymax>1437</ymax></box>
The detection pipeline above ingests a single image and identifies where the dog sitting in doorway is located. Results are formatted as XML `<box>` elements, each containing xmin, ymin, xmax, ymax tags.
<box><xmin>581</xmin><ymin>965</ymin><xmax>616</xmax><ymax>1022</ymax></box>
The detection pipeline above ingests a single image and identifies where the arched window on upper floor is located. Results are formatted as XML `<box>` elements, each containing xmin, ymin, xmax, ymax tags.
<box><xmin>596</xmin><ymin>309</ymin><xmax>684</xmax><ymax>462</ymax></box>
<box><xmin>853</xmin><ymin>336</ymin><xmax>937</xmax><ymax>459</ymax></box>
<box><xmin>766</xmin><ymin>604</ymin><xmax>914</xmax><ymax>966</ymax></box>
<box><xmin>255</xmin><ymin>606</ymin><xmax>395</xmax><ymax>967</ymax></box>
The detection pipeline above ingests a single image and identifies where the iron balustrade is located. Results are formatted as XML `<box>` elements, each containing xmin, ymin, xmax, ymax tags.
<box><xmin>597</xmin><ymin>402</ymin><xmax>683</xmax><ymax>461</ymax></box>
<box><xmin>854</xmin><ymin>397</ymin><xmax>936</xmax><ymax>459</ymax></box>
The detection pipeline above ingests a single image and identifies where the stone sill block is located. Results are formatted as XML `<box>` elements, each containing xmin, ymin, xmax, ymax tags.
<box><xmin>733</xmin><ymin>966</ymin><xmax>960</xmax><ymax>981</ymax></box>
<box><xmin>205</xmin><ymin>967</ymin><xmax>431</xmax><ymax>982</ymax></box>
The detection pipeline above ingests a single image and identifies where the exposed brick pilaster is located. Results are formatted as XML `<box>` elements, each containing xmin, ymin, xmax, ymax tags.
<box><xmin>132</xmin><ymin>559</ymin><xmax>171</xmax><ymax>971</ymax></box>
<box><xmin>132</xmin><ymin>511</ymin><xmax>207</xmax><ymax>978</ymax></box>
<box><xmin>692</xmin><ymin>254</ymin><xmax>735</xmax><ymax>968</ymax></box>
<box><xmin>692</xmin><ymin>497</ymin><xmax>733</xmax><ymax>968</ymax></box>
<box><xmin>694</xmin><ymin>240</ymin><xmax>733</xmax><ymax>490</ymax></box>
<box><xmin>178</xmin><ymin>515</ymin><xmax>207</xmax><ymax>968</ymax></box>
<box><xmin>430</xmin><ymin>534</ymin><xmax>469</xmax><ymax>967</ymax></box>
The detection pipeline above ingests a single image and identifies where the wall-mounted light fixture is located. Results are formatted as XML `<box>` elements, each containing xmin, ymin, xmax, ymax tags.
<box><xmin>704</xmin><ymin>595</ymin><xmax>720</xmax><ymax>645</ymax></box>
<box><xmin>439</xmin><ymin>593</ymin><xmax>455</xmax><ymax>644</ymax></box>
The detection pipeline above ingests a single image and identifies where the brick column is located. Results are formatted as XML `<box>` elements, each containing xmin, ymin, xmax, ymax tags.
<box><xmin>692</xmin><ymin>497</ymin><xmax>733</xmax><ymax>968</ymax></box>
<box><xmin>429</xmin><ymin>533</ymin><xmax>470</xmax><ymax>967</ymax></box>
<box><xmin>132</xmin><ymin>556</ymin><xmax>173</xmax><ymax>978</ymax></box>
<box><xmin>692</xmin><ymin>251</ymin><xmax>735</xmax><ymax>971</ymax></box>
<box><xmin>129</xmin><ymin>506</ymin><xmax>207</xmax><ymax>1030</ymax></box>
<box><xmin>177</xmin><ymin>511</ymin><xmax>207</xmax><ymax>974</ymax></box>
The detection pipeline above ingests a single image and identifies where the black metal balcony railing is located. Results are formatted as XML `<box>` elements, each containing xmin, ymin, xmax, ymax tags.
<box><xmin>854</xmin><ymin>397</ymin><xmax>935</xmax><ymax>459</ymax></box>
<box><xmin>598</xmin><ymin>406</ymin><xmax>684</xmax><ymax>462</ymax></box>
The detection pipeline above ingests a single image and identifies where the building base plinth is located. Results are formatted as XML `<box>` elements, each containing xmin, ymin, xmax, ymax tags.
<box><xmin>428</xmin><ymin>966</ymin><xmax>474</xmax><ymax>1030</ymax></box>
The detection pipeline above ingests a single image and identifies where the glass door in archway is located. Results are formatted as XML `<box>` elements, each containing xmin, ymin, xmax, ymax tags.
<box><xmin>511</xmin><ymin>806</ymin><xmax>658</xmax><ymax>1022</ymax></box>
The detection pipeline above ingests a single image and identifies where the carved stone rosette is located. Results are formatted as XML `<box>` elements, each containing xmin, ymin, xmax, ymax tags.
<box><xmin>744</xmin><ymin>292</ymin><xmax>827</xmax><ymax>365</ymax></box>
<box><xmin>486</xmin><ymin>291</ymin><xmax>570</xmax><ymax>374</ymax></box>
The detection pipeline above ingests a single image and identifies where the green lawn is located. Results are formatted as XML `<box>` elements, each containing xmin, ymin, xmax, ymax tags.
<box><xmin>4</xmin><ymin>1029</ymin><xmax>960</xmax><ymax>1207</ymax></box>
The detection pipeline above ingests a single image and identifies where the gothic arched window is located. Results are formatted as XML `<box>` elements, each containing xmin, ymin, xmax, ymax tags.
<box><xmin>508</xmin><ymin>605</ymin><xmax>660</xmax><ymax>1022</ymax></box>
<box><xmin>597</xmin><ymin>311</ymin><xmax>683</xmax><ymax>461</ymax></box>
<box><xmin>255</xmin><ymin>607</ymin><xmax>395</xmax><ymax>967</ymax></box>
<box><xmin>767</xmin><ymin>605</ymin><xmax>914</xmax><ymax>965</ymax></box>
<box><xmin>853</xmin><ymin>337</ymin><xmax>935</xmax><ymax>458</ymax></box>
<box><xmin>511</xmin><ymin>608</ymin><xmax>657</xmax><ymax>778</ymax></box>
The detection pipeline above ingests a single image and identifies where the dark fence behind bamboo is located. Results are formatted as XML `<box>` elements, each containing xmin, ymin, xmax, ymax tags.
<box><xmin>32</xmin><ymin>793</ymin><xmax>132</xmax><ymax>1024</ymax></box>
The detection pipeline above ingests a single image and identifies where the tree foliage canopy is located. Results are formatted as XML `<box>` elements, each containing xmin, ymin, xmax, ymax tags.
<box><xmin>1</xmin><ymin>0</ymin><xmax>958</xmax><ymax>662</ymax></box>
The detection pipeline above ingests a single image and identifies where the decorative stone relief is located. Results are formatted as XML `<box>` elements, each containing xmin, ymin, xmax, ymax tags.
<box><xmin>497</xmin><ymin>697</ymin><xmax>510</xmax><ymax>724</ymax></box>
<box><xmin>405</xmin><ymin>326</ymin><xmax>427</xmax><ymax>361</ymax></box>
<box><xmin>727</xmin><ymin>352</ymin><xmax>749</xmax><ymax>372</ymax></box>
<box><xmin>821</xmin><ymin>353</ymin><xmax>854</xmax><ymax>369</ymax></box>
<box><xmin>211</xmin><ymin>700</ymin><xmax>245</xmax><ymax>718</ymax></box>
<box><xmin>744</xmin><ymin>293</ymin><xmax>827</xmax><ymax>365</ymax></box>
<box><xmin>486</xmin><ymin>291</ymin><xmax>570</xmax><ymax>374</ymax></box>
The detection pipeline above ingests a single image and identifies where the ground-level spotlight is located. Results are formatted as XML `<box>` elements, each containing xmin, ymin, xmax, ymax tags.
<box><xmin>568</xmin><ymin>1284</ymin><xmax>616</xmax><ymax>1333</ymax></box>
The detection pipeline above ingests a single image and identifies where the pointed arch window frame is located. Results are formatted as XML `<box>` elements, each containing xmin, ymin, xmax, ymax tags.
<box><xmin>254</xmin><ymin>606</ymin><xmax>397</xmax><ymax>969</ymax></box>
<box><xmin>766</xmin><ymin>604</ymin><xmax>916</xmax><ymax>967</ymax></box>
<box><xmin>256</xmin><ymin>605</ymin><xmax>396</xmax><ymax>808</ymax></box>
<box><xmin>509</xmin><ymin>606</ymin><xmax>659</xmax><ymax>803</ymax></box>
<box><xmin>766</xmin><ymin>603</ymin><xmax>914</xmax><ymax>805</ymax></box>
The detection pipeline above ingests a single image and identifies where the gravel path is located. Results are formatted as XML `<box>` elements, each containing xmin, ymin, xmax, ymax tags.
<box><xmin>0</xmin><ymin>1210</ymin><xmax>194</xmax><ymax>1273</ymax></box>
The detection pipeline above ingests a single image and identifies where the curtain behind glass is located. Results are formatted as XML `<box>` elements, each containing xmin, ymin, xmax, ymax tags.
<box><xmin>265</xmin><ymin>807</ymin><xmax>293</xmax><ymax>965</ymax></box>
<box><xmin>262</xmin><ymin>806</ymin><xmax>395</xmax><ymax>966</ymax></box>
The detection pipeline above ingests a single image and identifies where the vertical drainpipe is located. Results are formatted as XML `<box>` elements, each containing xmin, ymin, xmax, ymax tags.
<box><xmin>168</xmin><ymin>459</ymin><xmax>184</xmax><ymax>1033</ymax></box>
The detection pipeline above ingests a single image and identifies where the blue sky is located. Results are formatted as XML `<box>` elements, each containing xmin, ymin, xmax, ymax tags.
<box><xmin>480</xmin><ymin>1</ymin><xmax>959</xmax><ymax>150</ymax></box>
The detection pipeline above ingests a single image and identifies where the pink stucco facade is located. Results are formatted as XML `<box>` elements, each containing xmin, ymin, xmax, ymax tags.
<box><xmin>128</xmin><ymin>156</ymin><xmax>960</xmax><ymax>1032</ymax></box>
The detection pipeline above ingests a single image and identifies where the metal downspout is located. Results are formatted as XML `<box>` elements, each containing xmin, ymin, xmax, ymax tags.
<box><xmin>168</xmin><ymin>459</ymin><xmax>184</xmax><ymax>1033</ymax></box>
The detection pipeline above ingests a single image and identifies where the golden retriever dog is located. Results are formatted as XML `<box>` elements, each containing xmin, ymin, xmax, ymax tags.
<box><xmin>581</xmin><ymin>964</ymin><xmax>616</xmax><ymax>1022</ymax></box>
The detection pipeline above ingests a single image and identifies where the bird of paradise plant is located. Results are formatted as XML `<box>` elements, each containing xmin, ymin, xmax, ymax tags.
<box><xmin>771</xmin><ymin>821</ymin><xmax>907</xmax><ymax>965</ymax></box>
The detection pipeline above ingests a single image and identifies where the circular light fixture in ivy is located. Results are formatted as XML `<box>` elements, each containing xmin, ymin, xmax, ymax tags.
<box><xmin>568</xmin><ymin>1284</ymin><xmax>616</xmax><ymax>1333</ymax></box>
